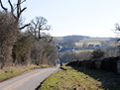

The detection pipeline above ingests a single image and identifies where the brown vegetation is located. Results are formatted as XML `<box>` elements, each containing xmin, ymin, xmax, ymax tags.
<box><xmin>0</xmin><ymin>0</ymin><xmax>58</xmax><ymax>69</ymax></box>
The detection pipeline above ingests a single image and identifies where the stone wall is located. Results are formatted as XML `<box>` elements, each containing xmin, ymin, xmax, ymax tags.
<box><xmin>66</xmin><ymin>56</ymin><xmax>120</xmax><ymax>73</ymax></box>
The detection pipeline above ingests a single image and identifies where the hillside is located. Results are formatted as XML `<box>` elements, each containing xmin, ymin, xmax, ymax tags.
<box><xmin>54</xmin><ymin>35</ymin><xmax>115</xmax><ymax>52</ymax></box>
<box><xmin>63</xmin><ymin>35</ymin><xmax>90</xmax><ymax>42</ymax></box>
<box><xmin>75</xmin><ymin>37</ymin><xmax>111</xmax><ymax>47</ymax></box>
<box><xmin>53</xmin><ymin>35</ymin><xmax>90</xmax><ymax>42</ymax></box>
<box><xmin>54</xmin><ymin>35</ymin><xmax>112</xmax><ymax>43</ymax></box>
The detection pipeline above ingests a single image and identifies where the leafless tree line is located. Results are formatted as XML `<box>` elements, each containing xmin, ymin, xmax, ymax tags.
<box><xmin>59</xmin><ymin>51</ymin><xmax>92</xmax><ymax>63</ymax></box>
<box><xmin>0</xmin><ymin>0</ymin><xmax>58</xmax><ymax>69</ymax></box>
<box><xmin>59</xmin><ymin>48</ymin><xmax>117</xmax><ymax>63</ymax></box>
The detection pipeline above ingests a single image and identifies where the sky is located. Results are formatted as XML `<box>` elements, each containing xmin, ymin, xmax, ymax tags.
<box><xmin>2</xmin><ymin>0</ymin><xmax>120</xmax><ymax>37</ymax></box>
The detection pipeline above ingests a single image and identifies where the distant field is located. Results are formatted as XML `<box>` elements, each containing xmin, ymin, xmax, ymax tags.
<box><xmin>79</xmin><ymin>38</ymin><xmax>110</xmax><ymax>42</ymax></box>
<box><xmin>75</xmin><ymin>42</ymin><xmax>101</xmax><ymax>47</ymax></box>
<box><xmin>54</xmin><ymin>36</ymin><xmax>113</xmax><ymax>47</ymax></box>
<box><xmin>75</xmin><ymin>37</ymin><xmax>110</xmax><ymax>47</ymax></box>
<box><xmin>53</xmin><ymin>37</ymin><xmax>63</xmax><ymax>41</ymax></box>
<box><xmin>54</xmin><ymin>36</ymin><xmax>110</xmax><ymax>43</ymax></box>
<box><xmin>74</xmin><ymin>50</ymin><xmax>93</xmax><ymax>53</ymax></box>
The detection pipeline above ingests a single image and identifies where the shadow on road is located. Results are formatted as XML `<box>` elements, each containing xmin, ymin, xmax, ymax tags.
<box><xmin>68</xmin><ymin>65</ymin><xmax>120</xmax><ymax>90</ymax></box>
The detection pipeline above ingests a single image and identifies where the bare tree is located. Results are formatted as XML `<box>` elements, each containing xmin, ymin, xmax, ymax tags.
<box><xmin>12</xmin><ymin>33</ymin><xmax>32</xmax><ymax>65</ymax></box>
<box><xmin>27</xmin><ymin>16</ymin><xmax>56</xmax><ymax>65</ymax></box>
<box><xmin>102</xmin><ymin>45</ymin><xmax>118</xmax><ymax>57</ymax></box>
<box><xmin>59</xmin><ymin>51</ymin><xmax>77</xmax><ymax>63</ymax></box>
<box><xmin>82</xmin><ymin>42</ymin><xmax>88</xmax><ymax>49</ymax></box>
<box><xmin>114</xmin><ymin>23</ymin><xmax>120</xmax><ymax>54</ymax></box>
<box><xmin>0</xmin><ymin>0</ymin><xmax>30</xmax><ymax>30</ymax></box>
<box><xmin>77</xmin><ymin>51</ymin><xmax>92</xmax><ymax>61</ymax></box>
<box><xmin>28</xmin><ymin>16</ymin><xmax>53</xmax><ymax>42</ymax></box>
<box><xmin>0</xmin><ymin>12</ymin><xmax>18</xmax><ymax>68</ymax></box>
<box><xmin>30</xmin><ymin>34</ymin><xmax>58</xmax><ymax>66</ymax></box>
<box><xmin>0</xmin><ymin>0</ymin><xmax>30</xmax><ymax>68</ymax></box>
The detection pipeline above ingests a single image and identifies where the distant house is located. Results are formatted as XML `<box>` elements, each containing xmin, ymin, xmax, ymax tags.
<box><xmin>74</xmin><ymin>48</ymin><xmax>80</xmax><ymax>50</ymax></box>
<box><xmin>88</xmin><ymin>44</ymin><xmax>94</xmax><ymax>49</ymax></box>
<box><xmin>59</xmin><ymin>48</ymin><xmax>74</xmax><ymax>52</ymax></box>
<box><xmin>56</xmin><ymin>45</ymin><xmax>60</xmax><ymax>50</ymax></box>
<box><xmin>95</xmin><ymin>45</ymin><xmax>101</xmax><ymax>49</ymax></box>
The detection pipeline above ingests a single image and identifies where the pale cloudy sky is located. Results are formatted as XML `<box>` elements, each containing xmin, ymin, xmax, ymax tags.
<box><xmin>2</xmin><ymin>0</ymin><xmax>120</xmax><ymax>37</ymax></box>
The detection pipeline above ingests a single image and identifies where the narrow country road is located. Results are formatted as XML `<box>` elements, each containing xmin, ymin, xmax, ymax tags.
<box><xmin>0</xmin><ymin>67</ymin><xmax>58</xmax><ymax>90</ymax></box>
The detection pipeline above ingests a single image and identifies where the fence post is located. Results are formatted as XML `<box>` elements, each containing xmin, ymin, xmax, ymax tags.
<box><xmin>117</xmin><ymin>60</ymin><xmax>120</xmax><ymax>73</ymax></box>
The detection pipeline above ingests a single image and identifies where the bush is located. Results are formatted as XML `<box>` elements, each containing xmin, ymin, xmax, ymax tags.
<box><xmin>92</xmin><ymin>49</ymin><xmax>104</xmax><ymax>59</ymax></box>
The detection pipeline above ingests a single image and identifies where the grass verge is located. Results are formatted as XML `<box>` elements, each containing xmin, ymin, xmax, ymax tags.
<box><xmin>39</xmin><ymin>66</ymin><xmax>120</xmax><ymax>90</ymax></box>
<box><xmin>0</xmin><ymin>64</ymin><xmax>50</xmax><ymax>82</ymax></box>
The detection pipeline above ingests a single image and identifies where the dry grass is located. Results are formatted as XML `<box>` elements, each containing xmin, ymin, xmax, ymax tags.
<box><xmin>0</xmin><ymin>64</ymin><xmax>50</xmax><ymax>82</ymax></box>
<box><xmin>74</xmin><ymin>49</ymin><xmax>93</xmax><ymax>53</ymax></box>
<box><xmin>75</xmin><ymin>42</ymin><xmax>101</xmax><ymax>47</ymax></box>
<box><xmin>75</xmin><ymin>37</ymin><xmax>110</xmax><ymax>47</ymax></box>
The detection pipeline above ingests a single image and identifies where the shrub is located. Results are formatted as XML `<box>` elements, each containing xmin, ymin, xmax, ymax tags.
<box><xmin>92</xmin><ymin>49</ymin><xmax>104</xmax><ymax>59</ymax></box>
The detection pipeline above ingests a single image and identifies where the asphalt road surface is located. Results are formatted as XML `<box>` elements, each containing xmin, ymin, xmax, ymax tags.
<box><xmin>0</xmin><ymin>67</ymin><xmax>58</xmax><ymax>90</ymax></box>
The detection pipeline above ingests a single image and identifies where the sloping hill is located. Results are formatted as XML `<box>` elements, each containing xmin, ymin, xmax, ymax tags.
<box><xmin>79</xmin><ymin>37</ymin><xmax>110</xmax><ymax>42</ymax></box>
<box><xmin>63</xmin><ymin>35</ymin><xmax>90</xmax><ymax>42</ymax></box>
<box><xmin>54</xmin><ymin>35</ymin><xmax>89</xmax><ymax>42</ymax></box>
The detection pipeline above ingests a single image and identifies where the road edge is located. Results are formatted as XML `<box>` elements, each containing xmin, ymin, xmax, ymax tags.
<box><xmin>35</xmin><ymin>67</ymin><xmax>62</xmax><ymax>90</ymax></box>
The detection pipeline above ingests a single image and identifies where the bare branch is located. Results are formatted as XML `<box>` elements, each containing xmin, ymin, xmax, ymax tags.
<box><xmin>40</xmin><ymin>36</ymin><xmax>53</xmax><ymax>43</ymax></box>
<box><xmin>41</xmin><ymin>25</ymin><xmax>51</xmax><ymax>31</ymax></box>
<box><xmin>48</xmin><ymin>37</ymin><xmax>53</xmax><ymax>43</ymax></box>
<box><xmin>116</xmin><ymin>39</ymin><xmax>120</xmax><ymax>43</ymax></box>
<box><xmin>8</xmin><ymin>0</ymin><xmax>17</xmax><ymax>19</ymax></box>
<box><xmin>115</xmin><ymin>23</ymin><xmax>120</xmax><ymax>31</ymax></box>
<box><xmin>0</xmin><ymin>0</ymin><xmax>7</xmax><ymax>13</ymax></box>
<box><xmin>19</xmin><ymin>23</ymin><xmax>30</xmax><ymax>30</ymax></box>
<box><xmin>21</xmin><ymin>0</ymin><xmax>26</xmax><ymax>4</ymax></box>
<box><xmin>28</xmin><ymin>16</ymin><xmax>52</xmax><ymax>42</ymax></box>
<box><xmin>8</xmin><ymin>0</ymin><xmax>13</xmax><ymax>12</ymax></box>
<box><xmin>19</xmin><ymin>7</ymin><xmax>27</xmax><ymax>16</ymax></box>
<box><xmin>17</xmin><ymin>0</ymin><xmax>20</xmax><ymax>20</ymax></box>
<box><xmin>28</xmin><ymin>30</ymin><xmax>38</xmax><ymax>40</ymax></box>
